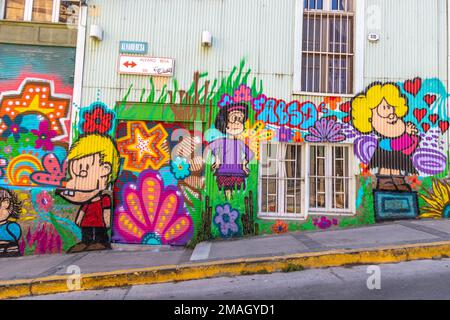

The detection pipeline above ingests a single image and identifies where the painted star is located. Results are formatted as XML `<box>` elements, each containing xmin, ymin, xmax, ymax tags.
<box><xmin>0</xmin><ymin>79</ymin><xmax>71</xmax><ymax>138</ymax></box>
<box><xmin>117</xmin><ymin>121</ymin><xmax>169</xmax><ymax>172</ymax></box>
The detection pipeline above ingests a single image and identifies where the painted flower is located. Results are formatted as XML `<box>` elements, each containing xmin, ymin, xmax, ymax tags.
<box><xmin>313</xmin><ymin>217</ymin><xmax>338</xmax><ymax>230</ymax></box>
<box><xmin>233</xmin><ymin>85</ymin><xmax>252</xmax><ymax>103</ymax></box>
<box><xmin>324</xmin><ymin>96</ymin><xmax>342</xmax><ymax>111</ymax></box>
<box><xmin>360</xmin><ymin>163</ymin><xmax>372</xmax><ymax>178</ymax></box>
<box><xmin>272</xmin><ymin>220</ymin><xmax>288</xmax><ymax>234</ymax></box>
<box><xmin>219</xmin><ymin>94</ymin><xmax>233</xmax><ymax>108</ymax></box>
<box><xmin>214</xmin><ymin>204</ymin><xmax>240</xmax><ymax>237</ymax></box>
<box><xmin>31</xmin><ymin>121</ymin><xmax>57</xmax><ymax>151</ymax></box>
<box><xmin>277</xmin><ymin>126</ymin><xmax>293</xmax><ymax>142</ymax></box>
<box><xmin>114</xmin><ymin>170</ymin><xmax>193</xmax><ymax>245</ymax></box>
<box><xmin>3</xmin><ymin>146</ymin><xmax>12</xmax><ymax>154</ymax></box>
<box><xmin>252</xmin><ymin>94</ymin><xmax>267</xmax><ymax>112</ymax></box>
<box><xmin>1</xmin><ymin>115</ymin><xmax>29</xmax><ymax>142</ymax></box>
<box><xmin>170</xmin><ymin>157</ymin><xmax>191</xmax><ymax>180</ymax></box>
<box><xmin>82</xmin><ymin>103</ymin><xmax>114</xmax><ymax>134</ymax></box>
<box><xmin>36</xmin><ymin>191</ymin><xmax>54</xmax><ymax>212</ymax></box>
<box><xmin>405</xmin><ymin>175</ymin><xmax>422</xmax><ymax>190</ymax></box>
<box><xmin>31</xmin><ymin>154</ymin><xmax>68</xmax><ymax>187</ymax></box>
<box><xmin>293</xmin><ymin>131</ymin><xmax>304</xmax><ymax>143</ymax></box>
<box><xmin>305</xmin><ymin>118</ymin><xmax>346</xmax><ymax>143</ymax></box>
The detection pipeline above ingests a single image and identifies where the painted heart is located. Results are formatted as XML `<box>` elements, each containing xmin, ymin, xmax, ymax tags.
<box><xmin>339</xmin><ymin>102</ymin><xmax>351</xmax><ymax>113</ymax></box>
<box><xmin>327</xmin><ymin>116</ymin><xmax>338</xmax><ymax>122</ymax></box>
<box><xmin>413</xmin><ymin>108</ymin><xmax>427</xmax><ymax>123</ymax></box>
<box><xmin>404</xmin><ymin>77</ymin><xmax>422</xmax><ymax>97</ymax></box>
<box><xmin>422</xmin><ymin>123</ymin><xmax>431</xmax><ymax>133</ymax></box>
<box><xmin>429</xmin><ymin>114</ymin><xmax>439</xmax><ymax>125</ymax></box>
<box><xmin>424</xmin><ymin>94</ymin><xmax>437</xmax><ymax>107</ymax></box>
<box><xmin>439</xmin><ymin>121</ymin><xmax>449</xmax><ymax>134</ymax></box>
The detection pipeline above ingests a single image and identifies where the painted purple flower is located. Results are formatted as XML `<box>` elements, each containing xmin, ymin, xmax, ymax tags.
<box><xmin>305</xmin><ymin>118</ymin><xmax>346</xmax><ymax>143</ymax></box>
<box><xmin>31</xmin><ymin>121</ymin><xmax>57</xmax><ymax>151</ymax></box>
<box><xmin>277</xmin><ymin>126</ymin><xmax>293</xmax><ymax>142</ymax></box>
<box><xmin>0</xmin><ymin>158</ymin><xmax>7</xmax><ymax>179</ymax></box>
<box><xmin>214</xmin><ymin>204</ymin><xmax>240</xmax><ymax>237</ymax></box>
<box><xmin>313</xmin><ymin>217</ymin><xmax>338</xmax><ymax>230</ymax></box>
<box><xmin>1</xmin><ymin>115</ymin><xmax>29</xmax><ymax>142</ymax></box>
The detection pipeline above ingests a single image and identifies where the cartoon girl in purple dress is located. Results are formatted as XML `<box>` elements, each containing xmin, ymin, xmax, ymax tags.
<box><xmin>209</xmin><ymin>103</ymin><xmax>253</xmax><ymax>199</ymax></box>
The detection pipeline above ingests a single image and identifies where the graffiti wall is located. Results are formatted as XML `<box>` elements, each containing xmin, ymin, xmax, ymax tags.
<box><xmin>0</xmin><ymin>44</ymin><xmax>78</xmax><ymax>256</ymax></box>
<box><xmin>1</xmin><ymin>55</ymin><xmax>450</xmax><ymax>257</ymax></box>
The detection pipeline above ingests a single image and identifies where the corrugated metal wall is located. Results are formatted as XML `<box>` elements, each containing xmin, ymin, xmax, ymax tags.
<box><xmin>81</xmin><ymin>0</ymin><xmax>297</xmax><ymax>107</ymax></box>
<box><xmin>364</xmin><ymin>0</ymin><xmax>447</xmax><ymax>87</ymax></box>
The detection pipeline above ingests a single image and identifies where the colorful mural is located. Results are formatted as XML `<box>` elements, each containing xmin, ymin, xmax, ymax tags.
<box><xmin>1</xmin><ymin>58</ymin><xmax>450</xmax><ymax>258</ymax></box>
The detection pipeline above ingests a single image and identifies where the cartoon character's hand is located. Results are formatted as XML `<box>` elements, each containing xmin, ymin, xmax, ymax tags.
<box><xmin>242</xmin><ymin>160</ymin><xmax>249</xmax><ymax>175</ymax></box>
<box><xmin>406</xmin><ymin>122</ymin><xmax>418</xmax><ymax>135</ymax></box>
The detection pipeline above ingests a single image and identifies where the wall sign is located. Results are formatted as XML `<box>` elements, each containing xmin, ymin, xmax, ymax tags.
<box><xmin>119</xmin><ymin>41</ymin><xmax>148</xmax><ymax>55</ymax></box>
<box><xmin>118</xmin><ymin>55</ymin><xmax>175</xmax><ymax>77</ymax></box>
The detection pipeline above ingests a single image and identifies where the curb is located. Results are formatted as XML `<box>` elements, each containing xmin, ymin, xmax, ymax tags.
<box><xmin>3</xmin><ymin>241</ymin><xmax>450</xmax><ymax>299</ymax></box>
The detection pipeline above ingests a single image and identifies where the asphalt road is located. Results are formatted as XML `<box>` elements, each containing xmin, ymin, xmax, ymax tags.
<box><xmin>20</xmin><ymin>258</ymin><xmax>450</xmax><ymax>300</ymax></box>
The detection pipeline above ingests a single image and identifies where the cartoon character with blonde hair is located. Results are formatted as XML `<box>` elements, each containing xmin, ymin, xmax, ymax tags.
<box><xmin>351</xmin><ymin>83</ymin><xmax>419</xmax><ymax>187</ymax></box>
<box><xmin>58</xmin><ymin>134</ymin><xmax>120</xmax><ymax>253</ymax></box>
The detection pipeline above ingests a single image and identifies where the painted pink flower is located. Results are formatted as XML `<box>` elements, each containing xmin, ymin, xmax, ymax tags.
<box><xmin>31</xmin><ymin>121</ymin><xmax>57</xmax><ymax>151</ymax></box>
<box><xmin>113</xmin><ymin>170</ymin><xmax>193</xmax><ymax>245</ymax></box>
<box><xmin>233</xmin><ymin>84</ymin><xmax>252</xmax><ymax>103</ymax></box>
<box><xmin>31</xmin><ymin>154</ymin><xmax>67</xmax><ymax>187</ymax></box>
<box><xmin>36</xmin><ymin>191</ymin><xmax>53</xmax><ymax>212</ymax></box>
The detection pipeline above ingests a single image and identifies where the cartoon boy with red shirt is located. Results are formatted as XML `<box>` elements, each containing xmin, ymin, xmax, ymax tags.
<box><xmin>58</xmin><ymin>134</ymin><xmax>120</xmax><ymax>253</ymax></box>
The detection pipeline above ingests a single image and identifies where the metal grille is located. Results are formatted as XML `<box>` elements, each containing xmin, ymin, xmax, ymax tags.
<box><xmin>301</xmin><ymin>0</ymin><xmax>355</xmax><ymax>95</ymax></box>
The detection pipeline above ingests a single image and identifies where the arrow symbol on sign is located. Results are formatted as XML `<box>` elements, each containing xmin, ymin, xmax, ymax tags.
<box><xmin>123</xmin><ymin>61</ymin><xmax>137</xmax><ymax>68</ymax></box>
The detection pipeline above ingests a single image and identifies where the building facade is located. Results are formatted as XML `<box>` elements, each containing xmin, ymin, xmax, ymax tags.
<box><xmin>0</xmin><ymin>0</ymin><xmax>449</xmax><ymax>256</ymax></box>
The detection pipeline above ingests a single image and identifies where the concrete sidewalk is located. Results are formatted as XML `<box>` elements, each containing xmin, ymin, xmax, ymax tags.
<box><xmin>2</xmin><ymin>219</ymin><xmax>450</xmax><ymax>298</ymax></box>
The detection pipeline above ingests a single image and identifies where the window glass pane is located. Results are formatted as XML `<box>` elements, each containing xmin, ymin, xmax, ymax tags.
<box><xmin>304</xmin><ymin>0</ymin><xmax>323</xmax><ymax>10</ymax></box>
<box><xmin>5</xmin><ymin>0</ymin><xmax>25</xmax><ymax>20</ymax></box>
<box><xmin>286</xmin><ymin>197</ymin><xmax>295</xmax><ymax>214</ymax></box>
<box><xmin>59</xmin><ymin>0</ymin><xmax>80</xmax><ymax>24</ymax></box>
<box><xmin>32</xmin><ymin>0</ymin><xmax>53</xmax><ymax>22</ymax></box>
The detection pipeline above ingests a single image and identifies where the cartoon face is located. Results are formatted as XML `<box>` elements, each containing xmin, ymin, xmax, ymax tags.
<box><xmin>0</xmin><ymin>199</ymin><xmax>10</xmax><ymax>222</ymax></box>
<box><xmin>226</xmin><ymin>110</ymin><xmax>245</xmax><ymax>136</ymax></box>
<box><xmin>371</xmin><ymin>99</ymin><xmax>406</xmax><ymax>138</ymax></box>
<box><xmin>58</xmin><ymin>153</ymin><xmax>112</xmax><ymax>204</ymax></box>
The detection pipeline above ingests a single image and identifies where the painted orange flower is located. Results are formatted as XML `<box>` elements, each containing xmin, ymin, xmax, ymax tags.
<box><xmin>405</xmin><ymin>175</ymin><xmax>422</xmax><ymax>190</ymax></box>
<box><xmin>360</xmin><ymin>163</ymin><xmax>372</xmax><ymax>178</ymax></box>
<box><xmin>293</xmin><ymin>131</ymin><xmax>304</xmax><ymax>143</ymax></box>
<box><xmin>272</xmin><ymin>220</ymin><xmax>288</xmax><ymax>234</ymax></box>
<box><xmin>324</xmin><ymin>96</ymin><xmax>342</xmax><ymax>111</ymax></box>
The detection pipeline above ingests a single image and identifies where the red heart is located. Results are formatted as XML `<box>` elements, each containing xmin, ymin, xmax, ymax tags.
<box><xmin>424</xmin><ymin>94</ymin><xmax>437</xmax><ymax>107</ymax></box>
<box><xmin>439</xmin><ymin>121</ymin><xmax>449</xmax><ymax>134</ymax></box>
<box><xmin>422</xmin><ymin>123</ymin><xmax>431</xmax><ymax>133</ymax></box>
<box><xmin>429</xmin><ymin>114</ymin><xmax>439</xmax><ymax>125</ymax></box>
<box><xmin>343</xmin><ymin>116</ymin><xmax>351</xmax><ymax>123</ymax></box>
<box><xmin>327</xmin><ymin>116</ymin><xmax>337</xmax><ymax>122</ymax></box>
<box><xmin>413</xmin><ymin>109</ymin><xmax>427</xmax><ymax>123</ymax></box>
<box><xmin>339</xmin><ymin>102</ymin><xmax>351</xmax><ymax>113</ymax></box>
<box><xmin>404</xmin><ymin>78</ymin><xmax>422</xmax><ymax>97</ymax></box>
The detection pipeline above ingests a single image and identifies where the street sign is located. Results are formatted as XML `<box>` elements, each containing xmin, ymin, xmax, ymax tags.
<box><xmin>119</xmin><ymin>41</ymin><xmax>148</xmax><ymax>55</ymax></box>
<box><xmin>118</xmin><ymin>55</ymin><xmax>175</xmax><ymax>77</ymax></box>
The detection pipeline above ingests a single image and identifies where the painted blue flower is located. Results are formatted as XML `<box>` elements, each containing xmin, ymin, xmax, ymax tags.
<box><xmin>1</xmin><ymin>115</ymin><xmax>29</xmax><ymax>142</ymax></box>
<box><xmin>251</xmin><ymin>94</ymin><xmax>267</xmax><ymax>112</ymax></box>
<box><xmin>170</xmin><ymin>157</ymin><xmax>191</xmax><ymax>180</ymax></box>
<box><xmin>219</xmin><ymin>94</ymin><xmax>233</xmax><ymax>108</ymax></box>
<box><xmin>214</xmin><ymin>204</ymin><xmax>240</xmax><ymax>238</ymax></box>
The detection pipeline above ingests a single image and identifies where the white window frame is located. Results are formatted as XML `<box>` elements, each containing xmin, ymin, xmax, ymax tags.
<box><xmin>258</xmin><ymin>142</ymin><xmax>307</xmax><ymax>220</ymax></box>
<box><xmin>305</xmin><ymin>143</ymin><xmax>356</xmax><ymax>216</ymax></box>
<box><xmin>258</xmin><ymin>141</ymin><xmax>357</xmax><ymax>221</ymax></box>
<box><xmin>293</xmin><ymin>0</ymin><xmax>365</xmax><ymax>96</ymax></box>
<box><xmin>1</xmin><ymin>0</ymin><xmax>71</xmax><ymax>23</ymax></box>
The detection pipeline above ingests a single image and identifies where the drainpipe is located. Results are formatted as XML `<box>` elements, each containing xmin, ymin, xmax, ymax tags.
<box><xmin>71</xmin><ymin>1</ymin><xmax>88</xmax><ymax>144</ymax></box>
